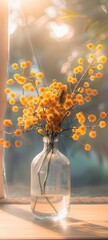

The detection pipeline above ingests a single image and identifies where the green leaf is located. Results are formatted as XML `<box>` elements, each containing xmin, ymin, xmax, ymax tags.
<box><xmin>59</xmin><ymin>8</ymin><xmax>86</xmax><ymax>21</ymax></box>
<box><xmin>61</xmin><ymin>8</ymin><xmax>78</xmax><ymax>16</ymax></box>
<box><xmin>83</xmin><ymin>20</ymin><xmax>92</xmax><ymax>32</ymax></box>
<box><xmin>83</xmin><ymin>20</ymin><xmax>99</xmax><ymax>32</ymax></box>
<box><xmin>59</xmin><ymin>15</ymin><xmax>78</xmax><ymax>21</ymax></box>
<box><xmin>59</xmin><ymin>90</ymin><xmax>66</xmax><ymax>104</ymax></box>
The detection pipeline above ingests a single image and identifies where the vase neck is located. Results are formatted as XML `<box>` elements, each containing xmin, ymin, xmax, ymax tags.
<box><xmin>43</xmin><ymin>136</ymin><xmax>58</xmax><ymax>152</ymax></box>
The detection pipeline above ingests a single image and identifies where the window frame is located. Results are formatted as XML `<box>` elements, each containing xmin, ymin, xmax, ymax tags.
<box><xmin>0</xmin><ymin>0</ymin><xmax>8</xmax><ymax>199</ymax></box>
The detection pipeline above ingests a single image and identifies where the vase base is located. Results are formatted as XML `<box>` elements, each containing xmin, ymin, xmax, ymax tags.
<box><xmin>32</xmin><ymin>208</ymin><xmax>69</xmax><ymax>221</ymax></box>
<box><xmin>31</xmin><ymin>194</ymin><xmax>70</xmax><ymax>220</ymax></box>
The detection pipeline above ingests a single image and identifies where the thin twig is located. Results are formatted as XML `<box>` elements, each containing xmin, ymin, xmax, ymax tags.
<box><xmin>33</xmin><ymin>139</ymin><xmax>58</xmax><ymax>214</ymax></box>
<box><xmin>43</xmin><ymin>145</ymin><xmax>53</xmax><ymax>193</ymax></box>
<box><xmin>73</xmin><ymin>61</ymin><xmax>93</xmax><ymax>93</ymax></box>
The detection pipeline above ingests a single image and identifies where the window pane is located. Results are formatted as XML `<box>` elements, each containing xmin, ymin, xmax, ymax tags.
<box><xmin>4</xmin><ymin>0</ymin><xmax>108</xmax><ymax>197</ymax></box>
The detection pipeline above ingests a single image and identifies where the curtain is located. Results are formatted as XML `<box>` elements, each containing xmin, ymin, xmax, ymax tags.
<box><xmin>0</xmin><ymin>0</ymin><xmax>8</xmax><ymax>198</ymax></box>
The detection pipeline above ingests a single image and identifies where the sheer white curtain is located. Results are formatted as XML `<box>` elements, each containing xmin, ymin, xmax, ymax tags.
<box><xmin>0</xmin><ymin>0</ymin><xmax>8</xmax><ymax>198</ymax></box>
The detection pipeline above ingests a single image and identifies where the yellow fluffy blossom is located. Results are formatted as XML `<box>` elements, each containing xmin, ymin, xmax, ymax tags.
<box><xmin>14</xmin><ymin>74</ymin><xmax>20</xmax><ymax>80</ymax></box>
<box><xmin>95</xmin><ymin>72</ymin><xmax>103</xmax><ymax>78</ymax></box>
<box><xmin>15</xmin><ymin>140</ymin><xmax>22</xmax><ymax>147</ymax></box>
<box><xmin>78</xmin><ymin>65</ymin><xmax>83</xmax><ymax>72</ymax></box>
<box><xmin>78</xmin><ymin>116</ymin><xmax>85</xmax><ymax>124</ymax></box>
<box><xmin>12</xmin><ymin>106</ymin><xmax>19</xmax><ymax>112</ymax></box>
<box><xmin>97</xmin><ymin>56</ymin><xmax>107</xmax><ymax>63</ymax></box>
<box><xmin>92</xmin><ymin>89</ymin><xmax>98</xmax><ymax>96</ymax></box>
<box><xmin>96</xmin><ymin>44</ymin><xmax>103</xmax><ymax>50</ymax></box>
<box><xmin>23</xmin><ymin>83</ymin><xmax>30</xmax><ymax>90</ymax></box>
<box><xmin>71</xmin><ymin>78</ymin><xmax>77</xmax><ymax>84</ymax></box>
<box><xmin>78</xmin><ymin>58</ymin><xmax>84</xmax><ymax>64</ymax></box>
<box><xmin>76</xmin><ymin>112</ymin><xmax>83</xmax><ymax>119</ymax></box>
<box><xmin>84</xmin><ymin>82</ymin><xmax>89</xmax><ymax>88</ymax></box>
<box><xmin>14</xmin><ymin>129</ymin><xmax>23</xmax><ymax>136</ymax></box>
<box><xmin>35</xmin><ymin>80</ymin><xmax>41</xmax><ymax>86</ymax></box>
<box><xmin>85</xmin><ymin>96</ymin><xmax>91</xmax><ymax>102</ymax></box>
<box><xmin>12</xmin><ymin>63</ymin><xmax>18</xmax><ymax>70</ymax></box>
<box><xmin>20</xmin><ymin>95</ymin><xmax>27</xmax><ymax>105</ymax></box>
<box><xmin>76</xmin><ymin>112</ymin><xmax>85</xmax><ymax>124</ymax></box>
<box><xmin>100</xmin><ymin>112</ymin><xmax>107</xmax><ymax>119</ymax></box>
<box><xmin>39</xmin><ymin>87</ymin><xmax>46</xmax><ymax>93</ymax></box>
<box><xmin>89</xmin><ymin>130</ymin><xmax>97</xmax><ymax>138</ymax></box>
<box><xmin>36</xmin><ymin>72</ymin><xmax>44</xmax><ymax>79</ymax></box>
<box><xmin>17</xmin><ymin>117</ymin><xmax>23</xmax><ymax>122</ymax></box>
<box><xmin>67</xmin><ymin>76</ymin><xmax>72</xmax><ymax>82</ymax></box>
<box><xmin>99</xmin><ymin>121</ymin><xmax>106</xmax><ymax>128</ymax></box>
<box><xmin>79</xmin><ymin>124</ymin><xmax>87</xmax><ymax>135</ymax></box>
<box><xmin>76</xmin><ymin>94</ymin><xmax>83</xmax><ymax>102</ymax></box>
<box><xmin>90</xmin><ymin>75</ymin><xmax>95</xmax><ymax>81</ymax></box>
<box><xmin>31</xmin><ymin>71</ymin><xmax>36</xmax><ymax>77</ymax></box>
<box><xmin>5</xmin><ymin>88</ymin><xmax>10</xmax><ymax>94</ymax></box>
<box><xmin>78</xmin><ymin>87</ymin><xmax>84</xmax><ymax>93</ymax></box>
<box><xmin>85</xmin><ymin>88</ymin><xmax>92</xmax><ymax>95</ymax></box>
<box><xmin>57</xmin><ymin>82</ymin><xmax>63</xmax><ymax>88</ymax></box>
<box><xmin>0</xmin><ymin>138</ymin><xmax>4</xmax><ymax>145</ymax></box>
<box><xmin>72</xmin><ymin>134</ymin><xmax>79</xmax><ymax>140</ymax></box>
<box><xmin>88</xmin><ymin>69</ymin><xmax>94</xmax><ymax>75</ymax></box>
<box><xmin>9</xmin><ymin>99</ymin><xmax>15</xmax><ymax>105</ymax></box>
<box><xmin>3</xmin><ymin>119</ymin><xmax>13</xmax><ymax>127</ymax></box>
<box><xmin>47</xmin><ymin>114</ymin><xmax>54</xmax><ymax>121</ymax></box>
<box><xmin>26</xmin><ymin>61</ymin><xmax>32</xmax><ymax>67</ymax></box>
<box><xmin>3</xmin><ymin>141</ymin><xmax>11</xmax><ymax>148</ymax></box>
<box><xmin>87</xmin><ymin>43</ymin><xmax>94</xmax><ymax>50</ymax></box>
<box><xmin>20</xmin><ymin>95</ymin><xmax>26</xmax><ymax>101</ymax></box>
<box><xmin>38</xmin><ymin>129</ymin><xmax>44</xmax><ymax>134</ymax></box>
<box><xmin>29</xmin><ymin>86</ymin><xmax>35</xmax><ymax>92</ymax></box>
<box><xmin>89</xmin><ymin>54</ymin><xmax>95</xmax><ymax>59</ymax></box>
<box><xmin>71</xmin><ymin>99</ymin><xmax>77</xmax><ymax>106</ymax></box>
<box><xmin>7</xmin><ymin>79</ymin><xmax>14</xmax><ymax>85</ymax></box>
<box><xmin>84</xmin><ymin>144</ymin><xmax>91</xmax><ymax>151</ymax></box>
<box><xmin>9</xmin><ymin>92</ymin><xmax>16</xmax><ymax>98</ymax></box>
<box><xmin>97</xmin><ymin>64</ymin><xmax>103</xmax><ymax>70</ymax></box>
<box><xmin>20</xmin><ymin>62</ymin><xmax>27</xmax><ymax>69</ymax></box>
<box><xmin>88</xmin><ymin>114</ymin><xmax>97</xmax><ymax>122</ymax></box>
<box><xmin>66</xmin><ymin>94</ymin><xmax>71</xmax><ymax>100</ymax></box>
<box><xmin>73</xmin><ymin>67</ymin><xmax>79</xmax><ymax>74</ymax></box>
<box><xmin>62</xmin><ymin>85</ymin><xmax>67</xmax><ymax>91</ymax></box>
<box><xmin>17</xmin><ymin>77</ymin><xmax>26</xmax><ymax>84</ymax></box>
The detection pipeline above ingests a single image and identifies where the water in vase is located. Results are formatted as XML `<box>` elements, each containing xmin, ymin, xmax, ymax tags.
<box><xmin>31</xmin><ymin>194</ymin><xmax>70</xmax><ymax>220</ymax></box>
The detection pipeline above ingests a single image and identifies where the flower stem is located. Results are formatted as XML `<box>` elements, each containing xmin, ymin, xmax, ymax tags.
<box><xmin>43</xmin><ymin>145</ymin><xmax>53</xmax><ymax>193</ymax></box>
<box><xmin>37</xmin><ymin>144</ymin><xmax>51</xmax><ymax>195</ymax></box>
<box><xmin>33</xmin><ymin>139</ymin><xmax>58</xmax><ymax>214</ymax></box>
<box><xmin>45</xmin><ymin>196</ymin><xmax>58</xmax><ymax>214</ymax></box>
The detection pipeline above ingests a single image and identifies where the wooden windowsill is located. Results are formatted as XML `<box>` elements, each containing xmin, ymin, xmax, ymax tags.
<box><xmin>0</xmin><ymin>203</ymin><xmax>108</xmax><ymax>239</ymax></box>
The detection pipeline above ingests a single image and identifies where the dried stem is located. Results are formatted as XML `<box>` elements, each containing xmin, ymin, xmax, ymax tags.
<box><xmin>43</xmin><ymin>144</ymin><xmax>53</xmax><ymax>193</ymax></box>
<box><xmin>73</xmin><ymin>61</ymin><xmax>93</xmax><ymax>93</ymax></box>
<box><xmin>33</xmin><ymin>139</ymin><xmax>58</xmax><ymax>214</ymax></box>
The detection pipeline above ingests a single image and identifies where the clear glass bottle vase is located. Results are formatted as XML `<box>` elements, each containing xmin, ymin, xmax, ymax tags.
<box><xmin>31</xmin><ymin>136</ymin><xmax>71</xmax><ymax>220</ymax></box>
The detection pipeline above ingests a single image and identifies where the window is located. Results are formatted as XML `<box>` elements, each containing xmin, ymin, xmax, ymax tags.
<box><xmin>0</xmin><ymin>0</ymin><xmax>8</xmax><ymax>198</ymax></box>
<box><xmin>1</xmin><ymin>0</ymin><xmax>108</xmax><ymax>199</ymax></box>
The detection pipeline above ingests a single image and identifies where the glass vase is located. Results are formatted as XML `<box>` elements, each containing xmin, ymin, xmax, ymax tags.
<box><xmin>31</xmin><ymin>136</ymin><xmax>71</xmax><ymax>221</ymax></box>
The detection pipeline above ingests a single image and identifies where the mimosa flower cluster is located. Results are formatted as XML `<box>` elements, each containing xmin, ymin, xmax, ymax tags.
<box><xmin>1</xmin><ymin>43</ymin><xmax>107</xmax><ymax>151</ymax></box>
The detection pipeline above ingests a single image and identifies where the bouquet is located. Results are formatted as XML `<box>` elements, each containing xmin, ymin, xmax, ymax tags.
<box><xmin>1</xmin><ymin>43</ymin><xmax>107</xmax><ymax>151</ymax></box>
<box><xmin>1</xmin><ymin>43</ymin><xmax>107</xmax><ymax>219</ymax></box>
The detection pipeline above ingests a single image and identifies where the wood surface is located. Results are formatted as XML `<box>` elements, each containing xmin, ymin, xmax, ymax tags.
<box><xmin>0</xmin><ymin>203</ymin><xmax>108</xmax><ymax>239</ymax></box>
